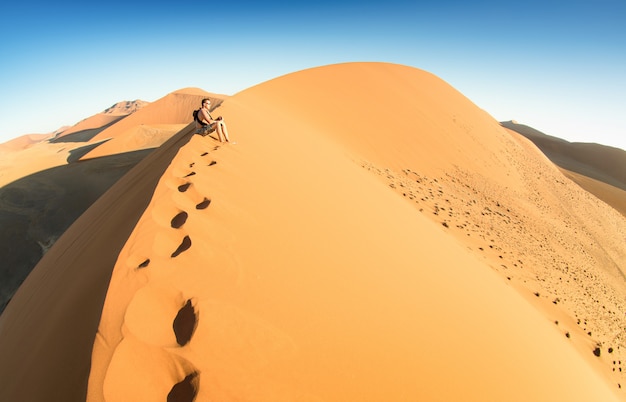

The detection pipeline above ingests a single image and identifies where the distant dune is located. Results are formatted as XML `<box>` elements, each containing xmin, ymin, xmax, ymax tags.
<box><xmin>0</xmin><ymin>124</ymin><xmax>198</xmax><ymax>401</ymax></box>
<box><xmin>0</xmin><ymin>133</ymin><xmax>55</xmax><ymax>151</ymax></box>
<box><xmin>501</xmin><ymin>120</ymin><xmax>626</xmax><ymax>216</ymax></box>
<box><xmin>0</xmin><ymin>63</ymin><xmax>624</xmax><ymax>402</ymax></box>
<box><xmin>0</xmin><ymin>90</ymin><xmax>224</xmax><ymax>315</ymax></box>
<box><xmin>78</xmin><ymin>89</ymin><xmax>225</xmax><ymax>160</ymax></box>
<box><xmin>0</xmin><ymin>148</ymin><xmax>152</xmax><ymax>313</ymax></box>
<box><xmin>55</xmin><ymin>99</ymin><xmax>149</xmax><ymax>140</ymax></box>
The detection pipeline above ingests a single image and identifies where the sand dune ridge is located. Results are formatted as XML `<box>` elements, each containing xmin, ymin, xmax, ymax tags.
<box><xmin>87</xmin><ymin>62</ymin><xmax>626</xmax><ymax>400</ymax></box>
<box><xmin>0</xmin><ymin>62</ymin><xmax>624</xmax><ymax>401</ymax></box>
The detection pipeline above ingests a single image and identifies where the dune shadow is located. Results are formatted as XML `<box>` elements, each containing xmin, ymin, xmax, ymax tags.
<box><xmin>50</xmin><ymin>115</ymin><xmax>127</xmax><ymax>143</ymax></box>
<box><xmin>66</xmin><ymin>139</ymin><xmax>112</xmax><ymax>163</ymax></box>
<box><xmin>0</xmin><ymin>124</ymin><xmax>197</xmax><ymax>402</ymax></box>
<box><xmin>501</xmin><ymin>121</ymin><xmax>626</xmax><ymax>217</ymax></box>
<box><xmin>501</xmin><ymin>121</ymin><xmax>626</xmax><ymax>191</ymax></box>
<box><xmin>0</xmin><ymin>148</ymin><xmax>153</xmax><ymax>314</ymax></box>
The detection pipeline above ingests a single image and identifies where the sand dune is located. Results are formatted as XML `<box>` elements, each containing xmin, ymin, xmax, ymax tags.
<box><xmin>58</xmin><ymin>114</ymin><xmax>129</xmax><ymax>138</ymax></box>
<box><xmin>502</xmin><ymin>120</ymin><xmax>626</xmax><ymax>216</ymax></box>
<box><xmin>558</xmin><ymin>168</ymin><xmax>626</xmax><ymax>217</ymax></box>
<box><xmin>0</xmin><ymin>133</ymin><xmax>55</xmax><ymax>151</ymax></box>
<box><xmin>0</xmin><ymin>148</ymin><xmax>153</xmax><ymax>313</ymax></box>
<box><xmin>59</xmin><ymin>100</ymin><xmax>149</xmax><ymax>134</ymax></box>
<box><xmin>0</xmin><ymin>62</ymin><xmax>625</xmax><ymax>401</ymax></box>
<box><xmin>0</xmin><ymin>93</ymin><xmax>219</xmax><ymax>315</ymax></box>
<box><xmin>79</xmin><ymin>89</ymin><xmax>226</xmax><ymax>159</ymax></box>
<box><xmin>0</xmin><ymin>100</ymin><xmax>150</xmax><ymax>188</ymax></box>
<box><xmin>501</xmin><ymin>120</ymin><xmax>625</xmax><ymax>188</ymax></box>
<box><xmin>0</xmin><ymin>123</ymin><xmax>198</xmax><ymax>401</ymax></box>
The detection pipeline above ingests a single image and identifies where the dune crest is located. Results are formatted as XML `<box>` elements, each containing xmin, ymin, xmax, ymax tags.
<box><xmin>86</xmin><ymin>63</ymin><xmax>624</xmax><ymax>401</ymax></box>
<box><xmin>0</xmin><ymin>90</ymin><xmax>227</xmax><ymax>315</ymax></box>
<box><xmin>0</xmin><ymin>124</ymin><xmax>198</xmax><ymax>401</ymax></box>
<box><xmin>0</xmin><ymin>133</ymin><xmax>54</xmax><ymax>151</ymax></box>
<box><xmin>0</xmin><ymin>62</ymin><xmax>624</xmax><ymax>401</ymax></box>
<box><xmin>501</xmin><ymin>120</ymin><xmax>626</xmax><ymax>216</ymax></box>
<box><xmin>78</xmin><ymin>90</ymin><xmax>226</xmax><ymax>159</ymax></box>
<box><xmin>55</xmin><ymin>100</ymin><xmax>149</xmax><ymax>139</ymax></box>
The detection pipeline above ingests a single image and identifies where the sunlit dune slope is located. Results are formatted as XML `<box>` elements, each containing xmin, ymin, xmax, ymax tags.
<box><xmin>80</xmin><ymin>88</ymin><xmax>226</xmax><ymax>159</ymax></box>
<box><xmin>558</xmin><ymin>168</ymin><xmax>626</xmax><ymax>217</ymax></box>
<box><xmin>55</xmin><ymin>99</ymin><xmax>150</xmax><ymax>140</ymax></box>
<box><xmin>501</xmin><ymin>120</ymin><xmax>626</xmax><ymax>189</ymax></box>
<box><xmin>54</xmin><ymin>114</ymin><xmax>128</xmax><ymax>142</ymax></box>
<box><xmin>0</xmin><ymin>133</ymin><xmax>54</xmax><ymax>151</ymax></box>
<box><xmin>0</xmin><ymin>100</ymin><xmax>150</xmax><ymax>188</ymax></box>
<box><xmin>0</xmin><ymin>92</ymin><xmax>222</xmax><ymax>317</ymax></box>
<box><xmin>84</xmin><ymin>62</ymin><xmax>623</xmax><ymax>401</ymax></box>
<box><xmin>237</xmin><ymin>63</ymin><xmax>521</xmax><ymax>186</ymax></box>
<box><xmin>0</xmin><ymin>62</ymin><xmax>624</xmax><ymax>402</ymax></box>
<box><xmin>501</xmin><ymin>120</ymin><xmax>626</xmax><ymax>216</ymax></box>
<box><xmin>0</xmin><ymin>123</ymin><xmax>198</xmax><ymax>401</ymax></box>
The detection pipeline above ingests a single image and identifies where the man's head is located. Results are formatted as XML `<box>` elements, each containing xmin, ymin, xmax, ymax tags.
<box><xmin>202</xmin><ymin>98</ymin><xmax>211</xmax><ymax>108</ymax></box>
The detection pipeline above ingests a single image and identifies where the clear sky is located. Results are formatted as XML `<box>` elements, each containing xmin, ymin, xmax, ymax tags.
<box><xmin>1</xmin><ymin>0</ymin><xmax>625</xmax><ymax>150</ymax></box>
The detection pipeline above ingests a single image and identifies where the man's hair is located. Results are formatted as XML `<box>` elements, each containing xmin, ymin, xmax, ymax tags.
<box><xmin>202</xmin><ymin>98</ymin><xmax>211</xmax><ymax>105</ymax></box>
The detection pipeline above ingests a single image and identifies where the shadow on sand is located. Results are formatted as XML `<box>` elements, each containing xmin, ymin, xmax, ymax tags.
<box><xmin>0</xmin><ymin>148</ymin><xmax>153</xmax><ymax>314</ymax></box>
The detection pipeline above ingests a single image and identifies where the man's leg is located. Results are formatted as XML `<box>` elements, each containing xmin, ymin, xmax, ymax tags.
<box><xmin>217</xmin><ymin>121</ymin><xmax>230</xmax><ymax>142</ymax></box>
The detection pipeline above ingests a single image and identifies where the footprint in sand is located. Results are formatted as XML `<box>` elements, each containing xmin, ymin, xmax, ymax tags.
<box><xmin>162</xmin><ymin>148</ymin><xmax>219</xmax><ymax>257</ymax></box>
<box><xmin>171</xmin><ymin>235</ymin><xmax>192</xmax><ymax>258</ymax></box>
<box><xmin>173</xmin><ymin>299</ymin><xmax>197</xmax><ymax>346</ymax></box>
<box><xmin>124</xmin><ymin>284</ymin><xmax>197</xmax><ymax>347</ymax></box>
<box><xmin>170</xmin><ymin>163</ymin><xmax>195</xmax><ymax>179</ymax></box>
<box><xmin>153</xmin><ymin>203</ymin><xmax>187</xmax><ymax>227</ymax></box>
<box><xmin>170</xmin><ymin>152</ymin><xmax>216</xmax><ymax>212</ymax></box>
<box><xmin>104</xmin><ymin>336</ymin><xmax>198</xmax><ymax>401</ymax></box>
<box><xmin>178</xmin><ymin>182</ymin><xmax>191</xmax><ymax>193</ymax></box>
<box><xmin>196</xmin><ymin>198</ymin><xmax>211</xmax><ymax>210</ymax></box>
<box><xmin>171</xmin><ymin>211</ymin><xmax>189</xmax><ymax>229</ymax></box>
<box><xmin>125</xmin><ymin>252</ymin><xmax>152</xmax><ymax>270</ymax></box>
<box><xmin>167</xmin><ymin>372</ymin><xmax>199</xmax><ymax>402</ymax></box>
<box><xmin>107</xmin><ymin>272</ymin><xmax>200</xmax><ymax>398</ymax></box>
<box><xmin>164</xmin><ymin>176</ymin><xmax>189</xmax><ymax>192</ymax></box>
<box><xmin>194</xmin><ymin>151</ymin><xmax>217</xmax><ymax>168</ymax></box>
<box><xmin>107</xmin><ymin>136</ymin><xmax>236</xmax><ymax>401</ymax></box>
<box><xmin>152</xmin><ymin>231</ymin><xmax>190</xmax><ymax>259</ymax></box>
<box><xmin>172</xmin><ymin>181</ymin><xmax>207</xmax><ymax>211</ymax></box>
<box><xmin>150</xmin><ymin>202</ymin><xmax>192</xmax><ymax>257</ymax></box>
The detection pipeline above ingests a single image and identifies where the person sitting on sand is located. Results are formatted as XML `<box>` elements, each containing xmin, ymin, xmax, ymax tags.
<box><xmin>196</xmin><ymin>98</ymin><xmax>232</xmax><ymax>143</ymax></box>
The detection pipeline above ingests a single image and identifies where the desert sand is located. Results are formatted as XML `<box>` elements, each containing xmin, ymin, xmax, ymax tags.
<box><xmin>501</xmin><ymin>120</ymin><xmax>626</xmax><ymax>217</ymax></box>
<box><xmin>0</xmin><ymin>92</ymin><xmax>224</xmax><ymax>314</ymax></box>
<box><xmin>74</xmin><ymin>88</ymin><xmax>223</xmax><ymax>160</ymax></box>
<box><xmin>0</xmin><ymin>62</ymin><xmax>625</xmax><ymax>401</ymax></box>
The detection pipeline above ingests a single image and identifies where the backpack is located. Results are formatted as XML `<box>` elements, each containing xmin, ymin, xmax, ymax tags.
<box><xmin>192</xmin><ymin>109</ymin><xmax>208</xmax><ymax>127</ymax></box>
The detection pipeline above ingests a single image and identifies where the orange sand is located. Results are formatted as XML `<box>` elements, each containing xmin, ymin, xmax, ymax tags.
<box><xmin>0</xmin><ymin>62</ymin><xmax>624</xmax><ymax>401</ymax></box>
<box><xmin>79</xmin><ymin>89</ymin><xmax>225</xmax><ymax>160</ymax></box>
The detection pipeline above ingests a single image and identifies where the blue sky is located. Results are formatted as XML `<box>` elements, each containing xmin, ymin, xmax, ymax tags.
<box><xmin>1</xmin><ymin>0</ymin><xmax>625</xmax><ymax>150</ymax></box>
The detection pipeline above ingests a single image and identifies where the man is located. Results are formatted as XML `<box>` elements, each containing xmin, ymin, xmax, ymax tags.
<box><xmin>196</xmin><ymin>98</ymin><xmax>232</xmax><ymax>143</ymax></box>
